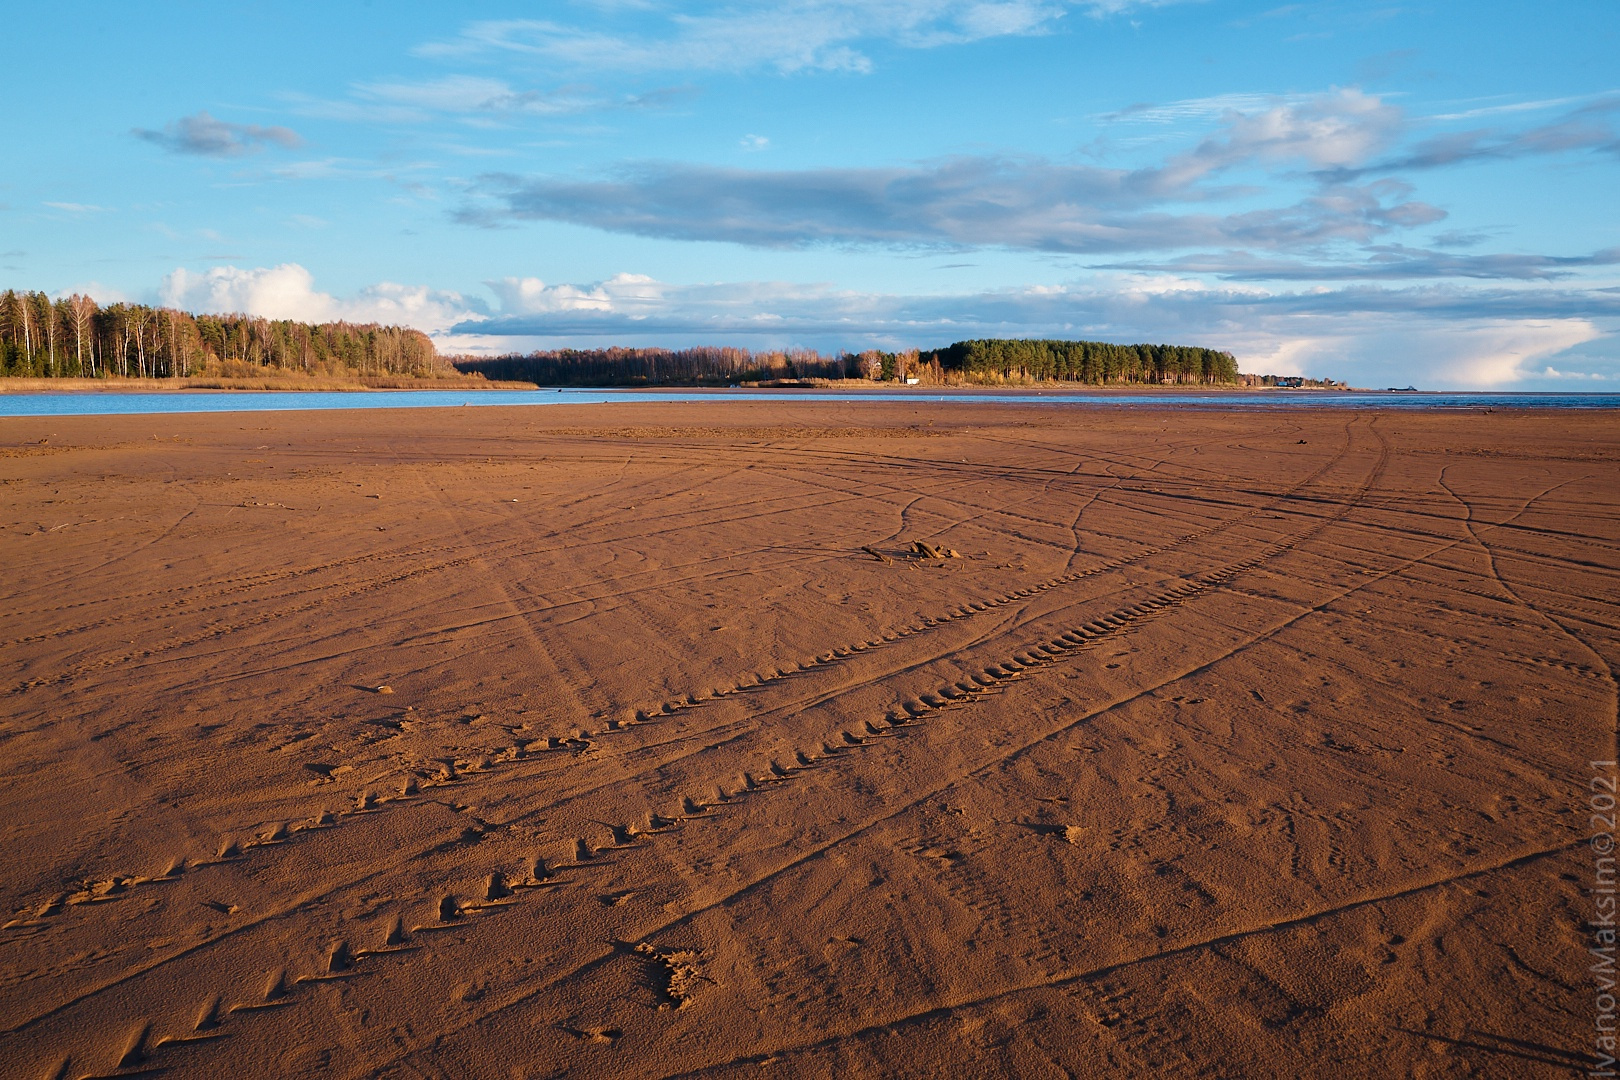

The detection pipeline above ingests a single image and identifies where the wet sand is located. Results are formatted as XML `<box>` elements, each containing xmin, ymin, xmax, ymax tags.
<box><xmin>0</xmin><ymin>401</ymin><xmax>1614</xmax><ymax>1078</ymax></box>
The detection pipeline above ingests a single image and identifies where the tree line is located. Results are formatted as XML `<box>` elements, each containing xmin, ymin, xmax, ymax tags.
<box><xmin>457</xmin><ymin>339</ymin><xmax>1241</xmax><ymax>386</ymax></box>
<box><xmin>454</xmin><ymin>346</ymin><xmax>847</xmax><ymax>386</ymax></box>
<box><xmin>918</xmin><ymin>339</ymin><xmax>1239</xmax><ymax>384</ymax></box>
<box><xmin>0</xmin><ymin>290</ymin><xmax>444</xmax><ymax>379</ymax></box>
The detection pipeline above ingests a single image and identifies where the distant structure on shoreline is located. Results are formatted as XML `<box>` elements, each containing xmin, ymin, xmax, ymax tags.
<box><xmin>1238</xmin><ymin>373</ymin><xmax>1351</xmax><ymax>390</ymax></box>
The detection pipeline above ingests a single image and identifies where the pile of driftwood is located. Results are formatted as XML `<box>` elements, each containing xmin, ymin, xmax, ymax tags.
<box><xmin>910</xmin><ymin>540</ymin><xmax>961</xmax><ymax>559</ymax></box>
<box><xmin>861</xmin><ymin>541</ymin><xmax>963</xmax><ymax>565</ymax></box>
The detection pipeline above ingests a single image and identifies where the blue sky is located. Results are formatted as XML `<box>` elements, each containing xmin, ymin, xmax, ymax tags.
<box><xmin>4</xmin><ymin>0</ymin><xmax>1617</xmax><ymax>388</ymax></box>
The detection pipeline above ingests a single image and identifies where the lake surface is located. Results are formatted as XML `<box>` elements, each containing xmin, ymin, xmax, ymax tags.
<box><xmin>2</xmin><ymin>387</ymin><xmax>1617</xmax><ymax>417</ymax></box>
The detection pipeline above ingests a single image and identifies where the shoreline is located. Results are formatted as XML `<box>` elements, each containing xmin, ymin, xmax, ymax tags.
<box><xmin>3</xmin><ymin>376</ymin><xmax>1349</xmax><ymax>395</ymax></box>
<box><xmin>1</xmin><ymin>385</ymin><xmax>1617</xmax><ymax>421</ymax></box>
<box><xmin>4</xmin><ymin>377</ymin><xmax>1614</xmax><ymax>402</ymax></box>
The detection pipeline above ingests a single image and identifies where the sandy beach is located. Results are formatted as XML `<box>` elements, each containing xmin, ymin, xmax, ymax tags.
<box><xmin>0</xmin><ymin>399</ymin><xmax>1614</xmax><ymax>1078</ymax></box>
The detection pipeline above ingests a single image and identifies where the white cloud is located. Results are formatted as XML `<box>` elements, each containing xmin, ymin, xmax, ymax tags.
<box><xmin>159</xmin><ymin>264</ymin><xmax>483</xmax><ymax>333</ymax></box>
<box><xmin>348</xmin><ymin>282</ymin><xmax>487</xmax><ymax>332</ymax></box>
<box><xmin>54</xmin><ymin>281</ymin><xmax>131</xmax><ymax>304</ymax></box>
<box><xmin>162</xmin><ymin>264</ymin><xmax>333</xmax><ymax>321</ymax></box>
<box><xmin>139</xmin><ymin>265</ymin><xmax>1617</xmax><ymax>391</ymax></box>
<box><xmin>1179</xmin><ymin>88</ymin><xmax>1404</xmax><ymax>173</ymax></box>
<box><xmin>484</xmin><ymin>273</ymin><xmax>662</xmax><ymax>314</ymax></box>
<box><xmin>448</xmin><ymin>270</ymin><xmax>1620</xmax><ymax>390</ymax></box>
<box><xmin>1189</xmin><ymin>315</ymin><xmax>1606</xmax><ymax>390</ymax></box>
<box><xmin>1540</xmin><ymin>365</ymin><xmax>1613</xmax><ymax>380</ymax></box>
<box><xmin>1431</xmin><ymin>319</ymin><xmax>1602</xmax><ymax>388</ymax></box>
<box><xmin>1223</xmin><ymin>335</ymin><xmax>1319</xmax><ymax>378</ymax></box>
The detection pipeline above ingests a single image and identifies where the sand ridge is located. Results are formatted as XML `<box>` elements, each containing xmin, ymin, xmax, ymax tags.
<box><xmin>0</xmin><ymin>401</ymin><xmax>1613</xmax><ymax>1077</ymax></box>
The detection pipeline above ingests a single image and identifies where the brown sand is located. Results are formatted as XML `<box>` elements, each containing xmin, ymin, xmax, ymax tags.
<box><xmin>0</xmin><ymin>400</ymin><xmax>1613</xmax><ymax>1078</ymax></box>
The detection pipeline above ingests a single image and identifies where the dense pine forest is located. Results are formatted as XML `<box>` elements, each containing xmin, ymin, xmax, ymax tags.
<box><xmin>0</xmin><ymin>290</ymin><xmax>445</xmax><ymax>379</ymax></box>
<box><xmin>456</xmin><ymin>338</ymin><xmax>1242</xmax><ymax>386</ymax></box>
<box><xmin>917</xmin><ymin>338</ymin><xmax>1240</xmax><ymax>384</ymax></box>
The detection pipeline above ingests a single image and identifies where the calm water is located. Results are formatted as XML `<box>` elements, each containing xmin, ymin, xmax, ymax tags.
<box><xmin>1</xmin><ymin>387</ymin><xmax>1617</xmax><ymax>417</ymax></box>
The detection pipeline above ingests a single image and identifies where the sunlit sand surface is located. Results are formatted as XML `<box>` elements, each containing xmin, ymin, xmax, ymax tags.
<box><xmin>0</xmin><ymin>401</ymin><xmax>1611</xmax><ymax>1077</ymax></box>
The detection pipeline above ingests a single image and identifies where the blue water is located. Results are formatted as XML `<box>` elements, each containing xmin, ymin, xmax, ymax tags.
<box><xmin>1</xmin><ymin>387</ymin><xmax>1617</xmax><ymax>417</ymax></box>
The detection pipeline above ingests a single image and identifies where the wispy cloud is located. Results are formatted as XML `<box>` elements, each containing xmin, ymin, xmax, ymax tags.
<box><xmin>1325</xmin><ymin>96</ymin><xmax>1620</xmax><ymax>178</ymax></box>
<box><xmin>358</xmin><ymin>75</ymin><xmax>582</xmax><ymax>114</ymax></box>
<box><xmin>1428</xmin><ymin>94</ymin><xmax>1597</xmax><ymax>122</ymax></box>
<box><xmin>458</xmin><ymin>158</ymin><xmax>1439</xmax><ymax>253</ymax></box>
<box><xmin>1097</xmin><ymin>245</ymin><xmax>1620</xmax><ymax>281</ymax></box>
<box><xmin>460</xmin><ymin>273</ymin><xmax>1620</xmax><ymax>338</ymax></box>
<box><xmin>1108</xmin><ymin>91</ymin><xmax>1620</xmax><ymax>178</ymax></box>
<box><xmin>133</xmin><ymin>111</ymin><xmax>302</xmax><ymax>157</ymax></box>
<box><xmin>43</xmin><ymin>202</ymin><xmax>110</xmax><ymax>214</ymax></box>
<box><xmin>359</xmin><ymin>76</ymin><xmax>685</xmax><ymax>118</ymax></box>
<box><xmin>1101</xmin><ymin>92</ymin><xmax>1286</xmax><ymax>125</ymax></box>
<box><xmin>282</xmin><ymin>77</ymin><xmax>692</xmax><ymax>127</ymax></box>
<box><xmin>266</xmin><ymin>157</ymin><xmax>438</xmax><ymax>182</ymax></box>
<box><xmin>414</xmin><ymin>2</ymin><xmax>1174</xmax><ymax>75</ymax></box>
<box><xmin>452</xmin><ymin>86</ymin><xmax>1620</xmax><ymax>271</ymax></box>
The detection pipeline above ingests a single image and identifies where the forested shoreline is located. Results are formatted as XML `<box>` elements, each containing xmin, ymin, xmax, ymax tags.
<box><xmin>456</xmin><ymin>338</ymin><xmax>1242</xmax><ymax>387</ymax></box>
<box><xmin>453</xmin><ymin>347</ymin><xmax>847</xmax><ymax>387</ymax></box>
<box><xmin>0</xmin><ymin>290</ymin><xmax>447</xmax><ymax>379</ymax></box>
<box><xmin>1</xmin><ymin>287</ymin><xmax>1246</xmax><ymax>387</ymax></box>
<box><xmin>917</xmin><ymin>338</ymin><xmax>1239</xmax><ymax>384</ymax></box>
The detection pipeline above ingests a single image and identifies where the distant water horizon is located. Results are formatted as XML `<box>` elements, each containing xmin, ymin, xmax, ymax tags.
<box><xmin>2</xmin><ymin>387</ymin><xmax>1618</xmax><ymax>418</ymax></box>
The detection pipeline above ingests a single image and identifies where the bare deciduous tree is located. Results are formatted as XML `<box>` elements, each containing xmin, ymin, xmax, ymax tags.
<box><xmin>66</xmin><ymin>294</ymin><xmax>98</xmax><ymax>376</ymax></box>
